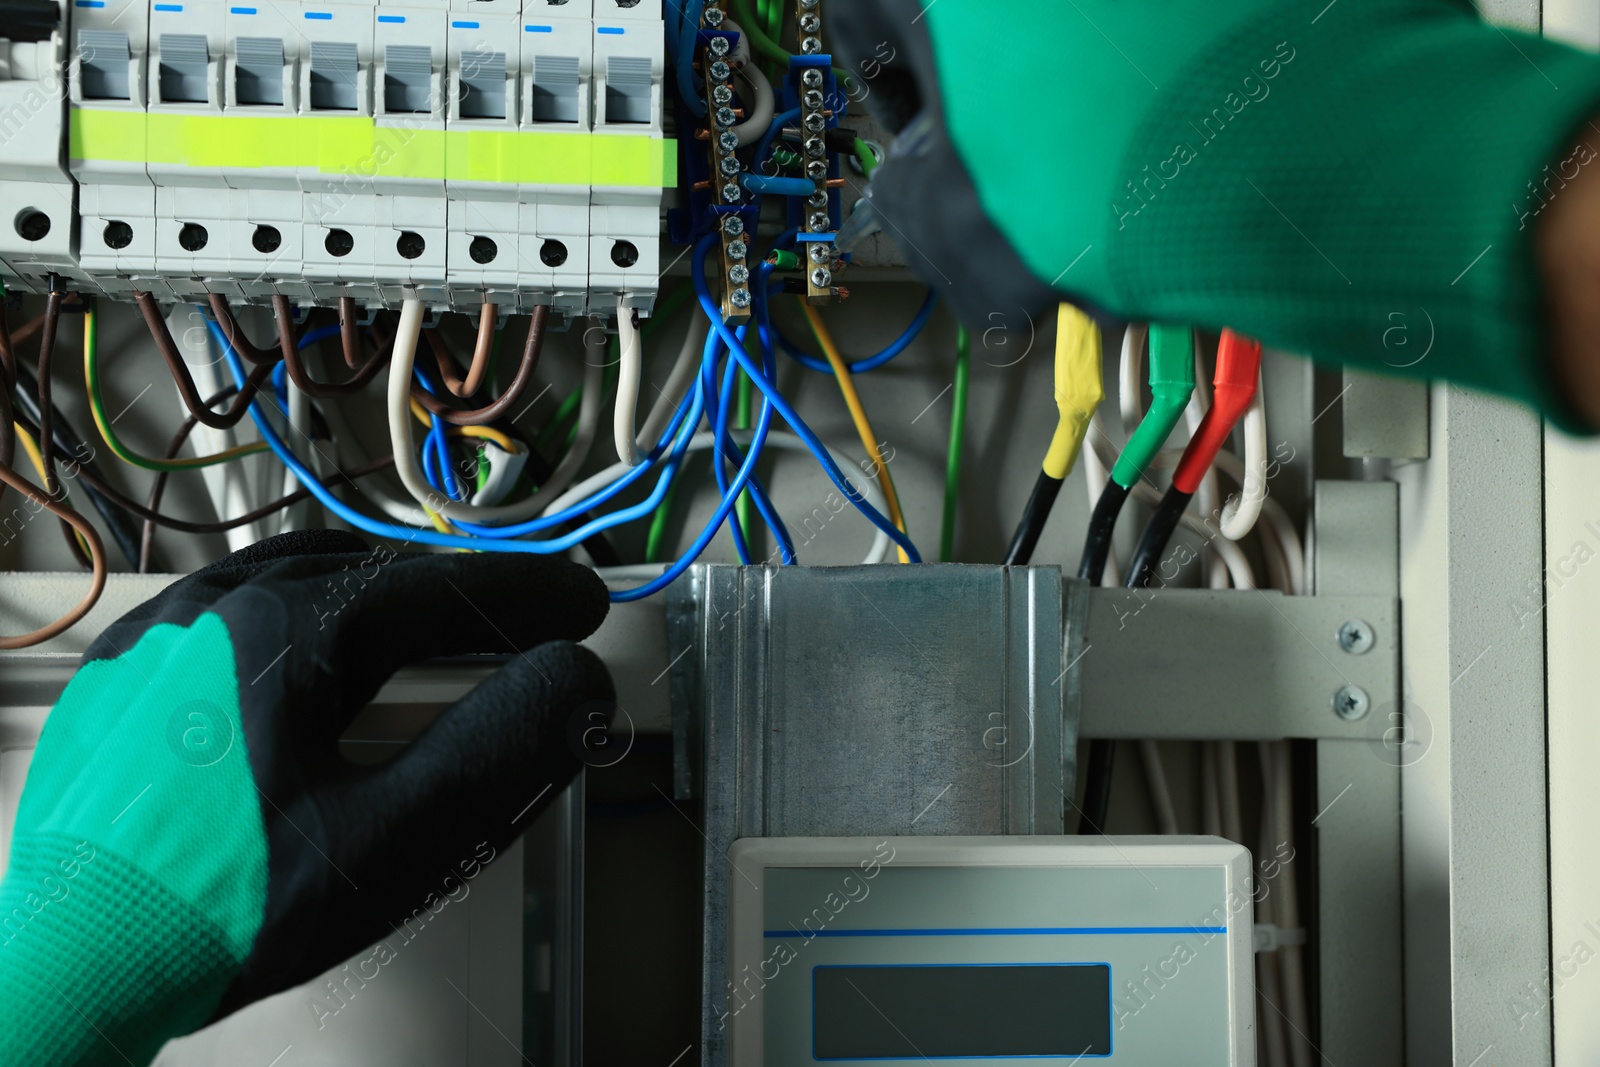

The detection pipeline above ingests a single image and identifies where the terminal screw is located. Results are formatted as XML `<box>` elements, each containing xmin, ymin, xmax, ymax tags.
<box><xmin>1337</xmin><ymin>619</ymin><xmax>1375</xmax><ymax>655</ymax></box>
<box><xmin>1333</xmin><ymin>685</ymin><xmax>1371</xmax><ymax>722</ymax></box>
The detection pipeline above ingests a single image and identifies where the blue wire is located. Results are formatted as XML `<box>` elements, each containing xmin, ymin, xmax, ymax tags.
<box><xmin>206</xmin><ymin>316</ymin><xmax>705</xmax><ymax>563</ymax></box>
<box><xmin>740</xmin><ymin>173</ymin><xmax>817</xmax><ymax>197</ymax></box>
<box><xmin>451</xmin><ymin>357</ymin><xmax>703</xmax><ymax>538</ymax></box>
<box><xmin>690</xmin><ymin>234</ymin><xmax>922</xmax><ymax>563</ymax></box>
<box><xmin>704</xmin><ymin>267</ymin><xmax>797</xmax><ymax>564</ymax></box>
<box><xmin>675</xmin><ymin>0</ymin><xmax>707</xmax><ymax>117</ymax></box>
<box><xmin>610</xmin><ymin>339</ymin><xmax>787</xmax><ymax>604</ymax></box>
<box><xmin>699</xmin><ymin>323</ymin><xmax>753</xmax><ymax>564</ymax></box>
<box><xmin>430</xmin><ymin>412</ymin><xmax>466</xmax><ymax>501</ymax></box>
<box><xmin>777</xmin><ymin>289</ymin><xmax>939</xmax><ymax>375</ymax></box>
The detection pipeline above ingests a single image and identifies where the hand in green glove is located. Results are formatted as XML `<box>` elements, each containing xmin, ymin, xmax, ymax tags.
<box><xmin>833</xmin><ymin>0</ymin><xmax>1600</xmax><ymax>429</ymax></box>
<box><xmin>0</xmin><ymin>531</ymin><xmax>614</xmax><ymax>1067</ymax></box>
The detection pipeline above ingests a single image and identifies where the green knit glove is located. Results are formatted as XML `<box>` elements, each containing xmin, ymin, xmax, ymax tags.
<box><xmin>833</xmin><ymin>0</ymin><xmax>1600</xmax><ymax>429</ymax></box>
<box><xmin>0</xmin><ymin>531</ymin><xmax>613</xmax><ymax>1067</ymax></box>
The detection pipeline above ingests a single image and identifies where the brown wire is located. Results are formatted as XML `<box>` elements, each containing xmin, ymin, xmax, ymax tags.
<box><xmin>338</xmin><ymin>296</ymin><xmax>363</xmax><ymax>369</ymax></box>
<box><xmin>133</xmin><ymin>291</ymin><xmax>268</xmax><ymax>431</ymax></box>
<box><xmin>409</xmin><ymin>305</ymin><xmax>548</xmax><ymax>427</ymax></box>
<box><xmin>275</xmin><ymin>294</ymin><xmax>389</xmax><ymax>397</ymax></box>
<box><xmin>207</xmin><ymin>293</ymin><xmax>284</xmax><ymax>366</ymax></box>
<box><xmin>32</xmin><ymin>290</ymin><xmax>91</xmax><ymax>569</ymax></box>
<box><xmin>0</xmin><ymin>458</ymin><xmax>107</xmax><ymax>649</ymax></box>
<box><xmin>431</xmin><ymin>302</ymin><xmax>498</xmax><ymax>398</ymax></box>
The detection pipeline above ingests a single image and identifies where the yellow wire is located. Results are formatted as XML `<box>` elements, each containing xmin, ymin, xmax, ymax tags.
<box><xmin>14</xmin><ymin>422</ymin><xmax>92</xmax><ymax>558</ymax></box>
<box><xmin>1041</xmin><ymin>303</ymin><xmax>1104</xmax><ymax>481</ymax></box>
<box><xmin>411</xmin><ymin>400</ymin><xmax>519</xmax><ymax>452</ymax></box>
<box><xmin>801</xmin><ymin>304</ymin><xmax>911</xmax><ymax>564</ymax></box>
<box><xmin>450</xmin><ymin>424</ymin><xmax>519</xmax><ymax>452</ymax></box>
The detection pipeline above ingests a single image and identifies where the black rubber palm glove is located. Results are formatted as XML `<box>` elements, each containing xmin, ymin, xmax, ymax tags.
<box><xmin>0</xmin><ymin>530</ymin><xmax>613</xmax><ymax>1067</ymax></box>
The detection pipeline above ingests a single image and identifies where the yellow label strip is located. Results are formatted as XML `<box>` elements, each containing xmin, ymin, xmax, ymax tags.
<box><xmin>70</xmin><ymin>110</ymin><xmax>677</xmax><ymax>188</ymax></box>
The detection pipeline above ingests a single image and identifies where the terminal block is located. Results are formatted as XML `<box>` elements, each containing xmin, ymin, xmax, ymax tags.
<box><xmin>0</xmin><ymin>0</ymin><xmax>672</xmax><ymax>320</ymax></box>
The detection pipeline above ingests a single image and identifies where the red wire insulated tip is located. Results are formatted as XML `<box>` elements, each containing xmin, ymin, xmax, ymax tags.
<box><xmin>1171</xmin><ymin>329</ymin><xmax>1263</xmax><ymax>495</ymax></box>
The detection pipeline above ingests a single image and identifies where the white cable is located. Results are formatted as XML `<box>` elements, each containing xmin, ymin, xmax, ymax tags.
<box><xmin>1211</xmin><ymin>449</ymin><xmax>1305</xmax><ymax>595</ymax></box>
<box><xmin>387</xmin><ymin>300</ymin><xmax>603</xmax><ymax>522</ymax></box>
<box><xmin>614</xmin><ymin>310</ymin><xmax>643</xmax><ymax>466</ymax></box>
<box><xmin>1088</xmin><ymin>430</ymin><xmax>1255</xmax><ymax>589</ymax></box>
<box><xmin>279</xmin><ymin>378</ymin><xmax>312</xmax><ymax>533</ymax></box>
<box><xmin>1220</xmin><ymin>368</ymin><xmax>1268</xmax><ymax>540</ymax></box>
<box><xmin>636</xmin><ymin>310</ymin><xmax>707</xmax><ymax>454</ymax></box>
<box><xmin>1184</xmin><ymin>344</ymin><xmax>1225</xmax><ymax>588</ymax></box>
<box><xmin>173</xmin><ymin>304</ymin><xmax>262</xmax><ymax>552</ymax></box>
<box><xmin>1118</xmin><ymin>323</ymin><xmax>1147</xmax><ymax>437</ymax></box>
<box><xmin>542</xmin><ymin>430</ymin><xmax>894</xmax><ymax>566</ymax></box>
<box><xmin>723</xmin><ymin>20</ymin><xmax>775</xmax><ymax>148</ymax></box>
<box><xmin>1137</xmin><ymin>740</ymin><xmax>1179</xmax><ymax>835</ymax></box>
<box><xmin>319</xmin><ymin>393</ymin><xmax>434</xmax><ymax>528</ymax></box>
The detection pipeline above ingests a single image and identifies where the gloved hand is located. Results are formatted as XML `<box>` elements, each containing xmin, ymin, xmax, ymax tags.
<box><xmin>832</xmin><ymin>0</ymin><xmax>1600</xmax><ymax>429</ymax></box>
<box><xmin>0</xmin><ymin>531</ymin><xmax>614</xmax><ymax>1067</ymax></box>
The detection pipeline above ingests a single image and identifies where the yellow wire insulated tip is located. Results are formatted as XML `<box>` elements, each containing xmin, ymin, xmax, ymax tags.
<box><xmin>1042</xmin><ymin>303</ymin><xmax>1105</xmax><ymax>481</ymax></box>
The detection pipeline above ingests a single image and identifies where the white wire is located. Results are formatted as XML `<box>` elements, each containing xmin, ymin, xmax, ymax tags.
<box><xmin>169</xmin><ymin>304</ymin><xmax>263</xmax><ymax>552</ymax></box>
<box><xmin>1210</xmin><ymin>449</ymin><xmax>1305</xmax><ymax>595</ymax></box>
<box><xmin>636</xmin><ymin>310</ymin><xmax>705</xmax><ymax>455</ymax></box>
<box><xmin>614</xmin><ymin>310</ymin><xmax>643</xmax><ymax>466</ymax></box>
<box><xmin>542</xmin><ymin>430</ymin><xmax>894</xmax><ymax>566</ymax></box>
<box><xmin>387</xmin><ymin>300</ymin><xmax>603</xmax><ymax>522</ymax></box>
<box><xmin>1221</xmin><ymin>368</ymin><xmax>1268</xmax><ymax>540</ymax></box>
<box><xmin>317</xmin><ymin>393</ymin><xmax>434</xmax><ymax>528</ymax></box>
<box><xmin>1087</xmin><ymin>429</ymin><xmax>1255</xmax><ymax>589</ymax></box>
<box><xmin>723</xmin><ymin>20</ymin><xmax>775</xmax><ymax>148</ymax></box>
<box><xmin>1138</xmin><ymin>739</ymin><xmax>1180</xmax><ymax>835</ymax></box>
<box><xmin>1184</xmin><ymin>344</ymin><xmax>1225</xmax><ymax>588</ymax></box>
<box><xmin>1118</xmin><ymin>323</ymin><xmax>1147</xmax><ymax>437</ymax></box>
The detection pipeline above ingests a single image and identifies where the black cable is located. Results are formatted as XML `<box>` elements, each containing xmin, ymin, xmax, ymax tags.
<box><xmin>1003</xmin><ymin>469</ymin><xmax>1064</xmax><ymax>566</ymax></box>
<box><xmin>1123</xmin><ymin>485</ymin><xmax>1193</xmax><ymax>590</ymax></box>
<box><xmin>1075</xmin><ymin>482</ymin><xmax>1198</xmax><ymax>835</ymax></box>
<box><xmin>11</xmin><ymin>365</ymin><xmax>145</xmax><ymax>569</ymax></box>
<box><xmin>1076</xmin><ymin>480</ymin><xmax>1130</xmax><ymax>583</ymax></box>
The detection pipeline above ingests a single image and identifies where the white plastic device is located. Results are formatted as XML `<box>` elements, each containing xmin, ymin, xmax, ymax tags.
<box><xmin>725</xmin><ymin>836</ymin><xmax>1256</xmax><ymax>1066</ymax></box>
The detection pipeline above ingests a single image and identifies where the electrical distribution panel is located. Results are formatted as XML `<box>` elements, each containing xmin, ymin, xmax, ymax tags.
<box><xmin>0</xmin><ymin>0</ymin><xmax>670</xmax><ymax>316</ymax></box>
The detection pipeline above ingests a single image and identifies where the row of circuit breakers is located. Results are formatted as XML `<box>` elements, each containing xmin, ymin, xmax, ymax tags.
<box><xmin>0</xmin><ymin>0</ymin><xmax>670</xmax><ymax>316</ymax></box>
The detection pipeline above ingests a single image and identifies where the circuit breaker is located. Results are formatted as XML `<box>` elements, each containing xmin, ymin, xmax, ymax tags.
<box><xmin>0</xmin><ymin>0</ymin><xmax>671</xmax><ymax>316</ymax></box>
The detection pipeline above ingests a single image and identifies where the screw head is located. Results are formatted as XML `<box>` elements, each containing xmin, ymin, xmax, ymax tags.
<box><xmin>800</xmin><ymin>13</ymin><xmax>821</xmax><ymax>33</ymax></box>
<box><xmin>806</xmin><ymin>160</ymin><xmax>828</xmax><ymax>180</ymax></box>
<box><xmin>719</xmin><ymin>156</ymin><xmax>741</xmax><ymax>176</ymax></box>
<box><xmin>709</xmin><ymin>36</ymin><xmax>731</xmax><ymax>57</ymax></box>
<box><xmin>803</xmin><ymin>111</ymin><xmax>827</xmax><ymax>133</ymax></box>
<box><xmin>721</xmin><ymin>214</ymin><xmax>745</xmax><ymax>236</ymax></box>
<box><xmin>709</xmin><ymin>60</ymin><xmax>731</xmax><ymax>82</ymax></box>
<box><xmin>703</xmin><ymin>5</ymin><xmax>724</xmax><ymax>26</ymax></box>
<box><xmin>808</xmin><ymin>242</ymin><xmax>831</xmax><ymax>263</ymax></box>
<box><xmin>1333</xmin><ymin>685</ymin><xmax>1371</xmax><ymax>722</ymax></box>
<box><xmin>1337</xmin><ymin>619</ymin><xmax>1375</xmax><ymax>655</ymax></box>
<box><xmin>808</xmin><ymin>211</ymin><xmax>830</xmax><ymax>232</ymax></box>
<box><xmin>800</xmin><ymin>36</ymin><xmax>822</xmax><ymax>54</ymax></box>
<box><xmin>722</xmin><ymin>182</ymin><xmax>742</xmax><ymax>202</ymax></box>
<box><xmin>810</xmin><ymin>267</ymin><xmax>833</xmax><ymax>288</ymax></box>
<box><xmin>715</xmin><ymin>106</ymin><xmax>737</xmax><ymax>129</ymax></box>
<box><xmin>727</xmin><ymin>239</ymin><xmax>748</xmax><ymax>260</ymax></box>
<box><xmin>803</xmin><ymin>89</ymin><xmax>824</xmax><ymax>110</ymax></box>
<box><xmin>802</xmin><ymin>68</ymin><xmax>823</xmax><ymax>88</ymax></box>
<box><xmin>713</xmin><ymin>84</ymin><xmax>733</xmax><ymax>105</ymax></box>
<box><xmin>718</xmin><ymin>130</ymin><xmax>738</xmax><ymax>152</ymax></box>
<box><xmin>728</xmin><ymin>264</ymin><xmax>750</xmax><ymax>285</ymax></box>
<box><xmin>729</xmin><ymin>287</ymin><xmax>752</xmax><ymax>309</ymax></box>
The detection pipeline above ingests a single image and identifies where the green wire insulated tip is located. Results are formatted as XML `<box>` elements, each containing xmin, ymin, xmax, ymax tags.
<box><xmin>1111</xmin><ymin>323</ymin><xmax>1196</xmax><ymax>490</ymax></box>
<box><xmin>771</xmin><ymin>146</ymin><xmax>803</xmax><ymax>169</ymax></box>
<box><xmin>767</xmin><ymin>249</ymin><xmax>801</xmax><ymax>271</ymax></box>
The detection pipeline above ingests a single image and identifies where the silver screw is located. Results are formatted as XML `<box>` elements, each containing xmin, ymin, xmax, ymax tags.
<box><xmin>806</xmin><ymin>160</ymin><xmax>828</xmax><ymax>180</ymax></box>
<box><xmin>1337</xmin><ymin>619</ymin><xmax>1375</xmax><ymax>655</ymax></box>
<box><xmin>728</xmin><ymin>264</ymin><xmax>749</xmax><ymax>285</ymax></box>
<box><xmin>810</xmin><ymin>267</ymin><xmax>833</xmax><ymax>288</ymax></box>
<box><xmin>803</xmin><ymin>111</ymin><xmax>827</xmax><ymax>133</ymax></box>
<box><xmin>703</xmin><ymin>5</ymin><xmax>724</xmax><ymax>25</ymax></box>
<box><xmin>727</xmin><ymin>239</ymin><xmax>748</xmax><ymax>259</ymax></box>
<box><xmin>709</xmin><ymin>36</ymin><xmax>731</xmax><ymax>56</ymax></box>
<box><xmin>718</xmin><ymin>156</ymin><xmax>741</xmax><ymax>176</ymax></box>
<box><xmin>729</xmin><ymin>287</ymin><xmax>752</xmax><ymax>308</ymax></box>
<box><xmin>721</xmin><ymin>215</ymin><xmax>745</xmax><ymax>236</ymax></box>
<box><xmin>808</xmin><ymin>242</ymin><xmax>831</xmax><ymax>263</ymax></box>
<box><xmin>799</xmin><ymin>13</ymin><xmax>821</xmax><ymax>32</ymax></box>
<box><xmin>803</xmin><ymin>89</ymin><xmax>825</xmax><ymax>110</ymax></box>
<box><xmin>802</xmin><ymin>68</ymin><xmax>823</xmax><ymax>88</ymax></box>
<box><xmin>801</xmin><ymin>36</ymin><xmax>822</xmax><ymax>54</ymax></box>
<box><xmin>808</xmin><ymin>211</ymin><xmax>830</xmax><ymax>232</ymax></box>
<box><xmin>715</xmin><ymin>106</ymin><xmax>737</xmax><ymax>129</ymax></box>
<box><xmin>718</xmin><ymin>130</ymin><xmax>738</xmax><ymax>152</ymax></box>
<box><xmin>709</xmin><ymin>60</ymin><xmax>731</xmax><ymax>82</ymax></box>
<box><xmin>1333</xmin><ymin>685</ymin><xmax>1371</xmax><ymax>722</ymax></box>
<box><xmin>713</xmin><ymin>84</ymin><xmax>733</xmax><ymax>105</ymax></box>
<box><xmin>721</xmin><ymin>182</ymin><xmax>741</xmax><ymax>201</ymax></box>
